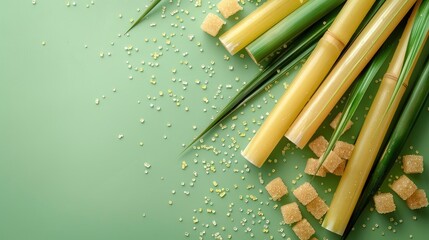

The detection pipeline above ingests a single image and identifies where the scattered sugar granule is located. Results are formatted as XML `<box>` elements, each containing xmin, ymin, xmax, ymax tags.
<box><xmin>308</xmin><ymin>136</ymin><xmax>328</xmax><ymax>158</ymax></box>
<box><xmin>333</xmin><ymin>141</ymin><xmax>355</xmax><ymax>160</ymax></box>
<box><xmin>293</xmin><ymin>182</ymin><xmax>318</xmax><ymax>206</ymax></box>
<box><xmin>304</xmin><ymin>158</ymin><xmax>327</xmax><ymax>177</ymax></box>
<box><xmin>201</xmin><ymin>13</ymin><xmax>225</xmax><ymax>37</ymax></box>
<box><xmin>217</xmin><ymin>0</ymin><xmax>243</xmax><ymax>18</ymax></box>
<box><xmin>265</xmin><ymin>177</ymin><xmax>288</xmax><ymax>201</ymax></box>
<box><xmin>402</xmin><ymin>155</ymin><xmax>424</xmax><ymax>174</ymax></box>
<box><xmin>292</xmin><ymin>218</ymin><xmax>315</xmax><ymax>240</ymax></box>
<box><xmin>406</xmin><ymin>189</ymin><xmax>428</xmax><ymax>210</ymax></box>
<box><xmin>373</xmin><ymin>192</ymin><xmax>396</xmax><ymax>214</ymax></box>
<box><xmin>306</xmin><ymin>196</ymin><xmax>329</xmax><ymax>220</ymax></box>
<box><xmin>390</xmin><ymin>175</ymin><xmax>417</xmax><ymax>200</ymax></box>
<box><xmin>281</xmin><ymin>202</ymin><xmax>302</xmax><ymax>224</ymax></box>
<box><xmin>330</xmin><ymin>112</ymin><xmax>353</xmax><ymax>134</ymax></box>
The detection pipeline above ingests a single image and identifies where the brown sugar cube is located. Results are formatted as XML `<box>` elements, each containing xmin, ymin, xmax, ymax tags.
<box><xmin>304</xmin><ymin>158</ymin><xmax>327</xmax><ymax>177</ymax></box>
<box><xmin>322</xmin><ymin>151</ymin><xmax>343</xmax><ymax>173</ymax></box>
<box><xmin>292</xmin><ymin>219</ymin><xmax>315</xmax><ymax>240</ymax></box>
<box><xmin>217</xmin><ymin>0</ymin><xmax>243</xmax><ymax>18</ymax></box>
<box><xmin>265</xmin><ymin>177</ymin><xmax>288</xmax><ymax>201</ymax></box>
<box><xmin>373</xmin><ymin>192</ymin><xmax>396</xmax><ymax>214</ymax></box>
<box><xmin>293</xmin><ymin>182</ymin><xmax>318</xmax><ymax>205</ymax></box>
<box><xmin>333</xmin><ymin>141</ymin><xmax>355</xmax><ymax>160</ymax></box>
<box><xmin>201</xmin><ymin>13</ymin><xmax>225</xmax><ymax>37</ymax></box>
<box><xmin>308</xmin><ymin>136</ymin><xmax>328</xmax><ymax>158</ymax></box>
<box><xmin>390</xmin><ymin>175</ymin><xmax>418</xmax><ymax>200</ymax></box>
<box><xmin>406</xmin><ymin>189</ymin><xmax>428</xmax><ymax>210</ymax></box>
<box><xmin>402</xmin><ymin>155</ymin><xmax>424</xmax><ymax>174</ymax></box>
<box><xmin>306</xmin><ymin>196</ymin><xmax>329</xmax><ymax>220</ymax></box>
<box><xmin>332</xmin><ymin>159</ymin><xmax>346</xmax><ymax>176</ymax></box>
<box><xmin>330</xmin><ymin>112</ymin><xmax>354</xmax><ymax>133</ymax></box>
<box><xmin>281</xmin><ymin>202</ymin><xmax>302</xmax><ymax>224</ymax></box>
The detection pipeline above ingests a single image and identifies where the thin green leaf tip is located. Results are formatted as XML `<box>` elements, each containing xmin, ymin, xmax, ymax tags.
<box><xmin>126</xmin><ymin>0</ymin><xmax>162</xmax><ymax>34</ymax></box>
<box><xmin>385</xmin><ymin>0</ymin><xmax>429</xmax><ymax>117</ymax></box>
<box><xmin>179</xmin><ymin>45</ymin><xmax>316</xmax><ymax>157</ymax></box>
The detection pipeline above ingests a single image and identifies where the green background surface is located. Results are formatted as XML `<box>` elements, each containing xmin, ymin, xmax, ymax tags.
<box><xmin>1</xmin><ymin>1</ymin><xmax>428</xmax><ymax>239</ymax></box>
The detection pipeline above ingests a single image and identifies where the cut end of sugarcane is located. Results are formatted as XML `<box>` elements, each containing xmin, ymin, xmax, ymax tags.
<box><xmin>321</xmin><ymin>219</ymin><xmax>344</xmax><ymax>236</ymax></box>
<box><xmin>219</xmin><ymin>35</ymin><xmax>240</xmax><ymax>55</ymax></box>
<box><xmin>241</xmin><ymin>148</ymin><xmax>264</xmax><ymax>168</ymax></box>
<box><xmin>245</xmin><ymin>46</ymin><xmax>260</xmax><ymax>64</ymax></box>
<box><xmin>285</xmin><ymin>130</ymin><xmax>306</xmax><ymax>149</ymax></box>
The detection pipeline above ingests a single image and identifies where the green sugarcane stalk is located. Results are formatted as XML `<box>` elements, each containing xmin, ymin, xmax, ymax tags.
<box><xmin>246</xmin><ymin>0</ymin><xmax>345</xmax><ymax>63</ymax></box>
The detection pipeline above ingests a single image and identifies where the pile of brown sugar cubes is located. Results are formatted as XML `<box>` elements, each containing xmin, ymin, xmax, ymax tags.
<box><xmin>374</xmin><ymin>155</ymin><xmax>428</xmax><ymax>214</ymax></box>
<box><xmin>265</xmin><ymin>178</ymin><xmax>328</xmax><ymax>240</ymax></box>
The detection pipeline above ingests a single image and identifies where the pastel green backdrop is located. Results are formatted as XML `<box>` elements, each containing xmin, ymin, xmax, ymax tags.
<box><xmin>1</xmin><ymin>1</ymin><xmax>428</xmax><ymax>239</ymax></box>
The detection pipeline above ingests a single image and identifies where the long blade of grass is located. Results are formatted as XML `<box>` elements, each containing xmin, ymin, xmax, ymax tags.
<box><xmin>179</xmin><ymin>8</ymin><xmax>340</xmax><ymax>154</ymax></box>
<box><xmin>385</xmin><ymin>0</ymin><xmax>429</xmax><ymax>113</ymax></box>
<box><xmin>125</xmin><ymin>0</ymin><xmax>161</xmax><ymax>34</ymax></box>
<box><xmin>315</xmin><ymin>25</ymin><xmax>402</xmax><ymax>174</ymax></box>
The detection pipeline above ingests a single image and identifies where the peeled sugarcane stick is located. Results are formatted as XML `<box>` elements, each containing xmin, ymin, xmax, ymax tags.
<box><xmin>286</xmin><ymin>0</ymin><xmax>417</xmax><ymax>149</ymax></box>
<box><xmin>322</xmin><ymin>2</ymin><xmax>422</xmax><ymax>235</ymax></box>
<box><xmin>219</xmin><ymin>0</ymin><xmax>308</xmax><ymax>55</ymax></box>
<box><xmin>241</xmin><ymin>0</ymin><xmax>376</xmax><ymax>168</ymax></box>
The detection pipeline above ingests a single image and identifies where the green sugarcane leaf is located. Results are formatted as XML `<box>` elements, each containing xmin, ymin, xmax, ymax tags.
<box><xmin>126</xmin><ymin>0</ymin><xmax>162</xmax><ymax>34</ymax></box>
<box><xmin>179</xmin><ymin>8</ymin><xmax>341</xmax><ymax>154</ymax></box>
<box><xmin>180</xmin><ymin>44</ymin><xmax>316</xmax><ymax>155</ymax></box>
<box><xmin>385</xmin><ymin>0</ymin><xmax>429</xmax><ymax>115</ymax></box>
<box><xmin>314</xmin><ymin>27</ymin><xmax>401</xmax><ymax>174</ymax></box>
<box><xmin>342</xmin><ymin>56</ymin><xmax>429</xmax><ymax>239</ymax></box>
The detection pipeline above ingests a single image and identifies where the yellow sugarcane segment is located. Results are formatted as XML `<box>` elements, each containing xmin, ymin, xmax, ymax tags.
<box><xmin>242</xmin><ymin>38</ymin><xmax>343</xmax><ymax>167</ymax></box>
<box><xmin>242</xmin><ymin>0</ymin><xmax>376</xmax><ymax>166</ymax></box>
<box><xmin>285</xmin><ymin>0</ymin><xmax>417</xmax><ymax>149</ymax></box>
<box><xmin>322</xmin><ymin>78</ymin><xmax>406</xmax><ymax>235</ymax></box>
<box><xmin>329</xmin><ymin>0</ymin><xmax>376</xmax><ymax>45</ymax></box>
<box><xmin>219</xmin><ymin>0</ymin><xmax>308</xmax><ymax>55</ymax></box>
<box><xmin>322</xmin><ymin>2</ymin><xmax>420</xmax><ymax>234</ymax></box>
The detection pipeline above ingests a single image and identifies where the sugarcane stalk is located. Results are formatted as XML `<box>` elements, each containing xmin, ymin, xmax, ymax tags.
<box><xmin>285</xmin><ymin>0</ymin><xmax>417</xmax><ymax>149</ymax></box>
<box><xmin>342</xmin><ymin>1</ymin><xmax>429</xmax><ymax>237</ymax></box>
<box><xmin>219</xmin><ymin>0</ymin><xmax>308</xmax><ymax>55</ymax></box>
<box><xmin>246</xmin><ymin>0</ymin><xmax>344</xmax><ymax>63</ymax></box>
<box><xmin>322</xmin><ymin>3</ymin><xmax>421</xmax><ymax>234</ymax></box>
<box><xmin>241</xmin><ymin>0</ymin><xmax>376</xmax><ymax>167</ymax></box>
<box><xmin>181</xmin><ymin>9</ymin><xmax>340</xmax><ymax>154</ymax></box>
